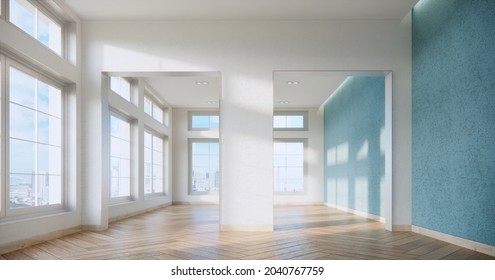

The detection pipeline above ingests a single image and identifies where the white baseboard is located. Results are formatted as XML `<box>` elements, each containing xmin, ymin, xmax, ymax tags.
<box><xmin>412</xmin><ymin>225</ymin><xmax>495</xmax><ymax>257</ymax></box>
<box><xmin>172</xmin><ymin>201</ymin><xmax>219</xmax><ymax>205</ymax></box>
<box><xmin>274</xmin><ymin>202</ymin><xmax>325</xmax><ymax>206</ymax></box>
<box><xmin>325</xmin><ymin>203</ymin><xmax>385</xmax><ymax>223</ymax></box>
<box><xmin>220</xmin><ymin>224</ymin><xmax>274</xmax><ymax>232</ymax></box>
<box><xmin>0</xmin><ymin>226</ymin><xmax>81</xmax><ymax>255</ymax></box>
<box><xmin>393</xmin><ymin>225</ymin><xmax>412</xmax><ymax>232</ymax></box>
<box><xmin>108</xmin><ymin>202</ymin><xmax>172</xmax><ymax>223</ymax></box>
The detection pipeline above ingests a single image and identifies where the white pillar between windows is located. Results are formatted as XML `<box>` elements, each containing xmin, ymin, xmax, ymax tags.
<box><xmin>219</xmin><ymin>72</ymin><xmax>274</xmax><ymax>231</ymax></box>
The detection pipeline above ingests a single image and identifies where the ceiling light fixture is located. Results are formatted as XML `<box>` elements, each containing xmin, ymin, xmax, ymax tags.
<box><xmin>286</xmin><ymin>81</ymin><xmax>300</xmax><ymax>85</ymax></box>
<box><xmin>196</xmin><ymin>81</ymin><xmax>209</xmax><ymax>85</ymax></box>
<box><xmin>279</xmin><ymin>101</ymin><xmax>291</xmax><ymax>104</ymax></box>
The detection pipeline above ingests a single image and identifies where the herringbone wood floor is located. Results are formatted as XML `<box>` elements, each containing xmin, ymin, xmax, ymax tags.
<box><xmin>1</xmin><ymin>205</ymin><xmax>493</xmax><ymax>260</ymax></box>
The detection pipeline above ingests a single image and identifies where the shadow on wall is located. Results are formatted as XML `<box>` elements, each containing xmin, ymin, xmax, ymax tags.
<box><xmin>323</xmin><ymin>76</ymin><xmax>385</xmax><ymax>217</ymax></box>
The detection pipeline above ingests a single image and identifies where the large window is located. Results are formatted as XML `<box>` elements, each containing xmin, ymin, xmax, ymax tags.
<box><xmin>273</xmin><ymin>111</ymin><xmax>307</xmax><ymax>131</ymax></box>
<box><xmin>273</xmin><ymin>140</ymin><xmax>305</xmax><ymax>193</ymax></box>
<box><xmin>110</xmin><ymin>114</ymin><xmax>131</xmax><ymax>199</ymax></box>
<box><xmin>144</xmin><ymin>131</ymin><xmax>164</xmax><ymax>195</ymax></box>
<box><xmin>190</xmin><ymin>140</ymin><xmax>219</xmax><ymax>193</ymax></box>
<box><xmin>189</xmin><ymin>112</ymin><xmax>219</xmax><ymax>130</ymax></box>
<box><xmin>8</xmin><ymin>0</ymin><xmax>62</xmax><ymax>55</ymax></box>
<box><xmin>8</xmin><ymin>66</ymin><xmax>63</xmax><ymax>210</ymax></box>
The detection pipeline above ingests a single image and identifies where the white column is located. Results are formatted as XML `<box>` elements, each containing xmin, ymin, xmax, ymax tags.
<box><xmin>219</xmin><ymin>72</ymin><xmax>274</xmax><ymax>231</ymax></box>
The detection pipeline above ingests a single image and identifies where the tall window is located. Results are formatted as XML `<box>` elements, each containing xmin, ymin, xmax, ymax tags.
<box><xmin>144</xmin><ymin>131</ymin><xmax>164</xmax><ymax>195</ymax></box>
<box><xmin>273</xmin><ymin>140</ymin><xmax>305</xmax><ymax>193</ymax></box>
<box><xmin>8</xmin><ymin>66</ymin><xmax>63</xmax><ymax>209</ymax></box>
<box><xmin>189</xmin><ymin>112</ymin><xmax>219</xmax><ymax>130</ymax></box>
<box><xmin>110</xmin><ymin>114</ymin><xmax>131</xmax><ymax>198</ymax></box>
<box><xmin>9</xmin><ymin>0</ymin><xmax>62</xmax><ymax>55</ymax></box>
<box><xmin>273</xmin><ymin>111</ymin><xmax>307</xmax><ymax>130</ymax></box>
<box><xmin>190</xmin><ymin>140</ymin><xmax>219</xmax><ymax>193</ymax></box>
<box><xmin>110</xmin><ymin>77</ymin><xmax>131</xmax><ymax>102</ymax></box>
<box><xmin>144</xmin><ymin>96</ymin><xmax>164</xmax><ymax>124</ymax></box>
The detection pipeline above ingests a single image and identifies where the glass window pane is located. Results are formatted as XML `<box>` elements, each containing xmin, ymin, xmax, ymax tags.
<box><xmin>152</xmin><ymin>104</ymin><xmax>163</xmax><ymax>123</ymax></box>
<box><xmin>152</xmin><ymin>135</ymin><xmax>163</xmax><ymax>152</ymax></box>
<box><xmin>286</xmin><ymin>142</ymin><xmax>304</xmax><ymax>154</ymax></box>
<box><xmin>118</xmin><ymin>179</ymin><xmax>130</xmax><ymax>197</ymax></box>
<box><xmin>286</xmin><ymin>116</ymin><xmax>304</xmax><ymax>128</ymax></box>
<box><xmin>38</xmin><ymin>144</ymin><xmax>61</xmax><ymax>175</ymax></box>
<box><xmin>144</xmin><ymin>97</ymin><xmax>152</xmax><ymax>115</ymax></box>
<box><xmin>273</xmin><ymin>141</ymin><xmax>304</xmax><ymax>192</ymax></box>
<box><xmin>38</xmin><ymin>175</ymin><xmax>61</xmax><ymax>205</ymax></box>
<box><xmin>192</xmin><ymin>116</ymin><xmax>209</xmax><ymax>129</ymax></box>
<box><xmin>37</xmin><ymin>11</ymin><xmax>62</xmax><ymax>55</ymax></box>
<box><xmin>152</xmin><ymin>180</ymin><xmax>163</xmax><ymax>193</ymax></box>
<box><xmin>193</xmin><ymin>155</ymin><xmax>209</xmax><ymax>167</ymax></box>
<box><xmin>110</xmin><ymin>77</ymin><xmax>131</xmax><ymax>101</ymax></box>
<box><xmin>144</xmin><ymin>147</ymin><xmax>152</xmax><ymax>164</ymax></box>
<box><xmin>144</xmin><ymin>132</ymin><xmax>152</xmax><ymax>149</ymax></box>
<box><xmin>9</xmin><ymin>67</ymin><xmax>36</xmax><ymax>108</ymax></box>
<box><xmin>273</xmin><ymin>142</ymin><xmax>286</xmax><ymax>155</ymax></box>
<box><xmin>9</xmin><ymin>174</ymin><xmax>35</xmax><ymax>208</ymax></box>
<box><xmin>273</xmin><ymin>116</ymin><xmax>286</xmax><ymax>128</ymax></box>
<box><xmin>110</xmin><ymin>115</ymin><xmax>131</xmax><ymax>198</ymax></box>
<box><xmin>209</xmin><ymin>142</ymin><xmax>219</xmax><ymax>154</ymax></box>
<box><xmin>209</xmin><ymin>116</ymin><xmax>219</xmax><ymax>129</ymax></box>
<box><xmin>193</xmin><ymin>142</ymin><xmax>210</xmax><ymax>155</ymax></box>
<box><xmin>120</xmin><ymin>78</ymin><xmax>131</xmax><ymax>100</ymax></box>
<box><xmin>9</xmin><ymin>139</ymin><xmax>35</xmax><ymax>174</ymax></box>
<box><xmin>153</xmin><ymin>151</ymin><xmax>163</xmax><ymax>165</ymax></box>
<box><xmin>10</xmin><ymin>103</ymin><xmax>36</xmax><ymax>141</ymax></box>
<box><xmin>37</xmin><ymin>113</ymin><xmax>61</xmax><ymax>146</ymax></box>
<box><xmin>191</xmin><ymin>141</ymin><xmax>219</xmax><ymax>193</ymax></box>
<box><xmin>9</xmin><ymin>0</ymin><xmax>36</xmax><ymax>37</ymax></box>
<box><xmin>38</xmin><ymin>82</ymin><xmax>61</xmax><ymax>117</ymax></box>
<box><xmin>273</xmin><ymin>113</ymin><xmax>306</xmax><ymax>129</ymax></box>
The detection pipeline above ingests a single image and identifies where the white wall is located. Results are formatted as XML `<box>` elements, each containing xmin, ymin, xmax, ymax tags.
<box><xmin>274</xmin><ymin>108</ymin><xmax>324</xmax><ymax>205</ymax></box>
<box><xmin>172</xmin><ymin>108</ymin><xmax>219</xmax><ymax>204</ymax></box>
<box><xmin>81</xmin><ymin>19</ymin><xmax>412</xmax><ymax>229</ymax></box>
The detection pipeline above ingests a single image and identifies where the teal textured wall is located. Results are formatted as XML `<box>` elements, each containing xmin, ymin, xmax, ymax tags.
<box><xmin>324</xmin><ymin>76</ymin><xmax>385</xmax><ymax>217</ymax></box>
<box><xmin>412</xmin><ymin>0</ymin><xmax>495</xmax><ymax>246</ymax></box>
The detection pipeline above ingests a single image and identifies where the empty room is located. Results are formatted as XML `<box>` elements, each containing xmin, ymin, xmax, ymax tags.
<box><xmin>0</xmin><ymin>0</ymin><xmax>494</xmax><ymax>261</ymax></box>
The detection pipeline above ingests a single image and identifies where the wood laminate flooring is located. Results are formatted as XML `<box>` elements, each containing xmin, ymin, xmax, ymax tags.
<box><xmin>1</xmin><ymin>205</ymin><xmax>493</xmax><ymax>260</ymax></box>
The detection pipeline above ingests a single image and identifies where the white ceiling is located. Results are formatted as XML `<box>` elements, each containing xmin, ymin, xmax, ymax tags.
<box><xmin>62</xmin><ymin>0</ymin><xmax>417</xmax><ymax>21</ymax></box>
<box><xmin>143</xmin><ymin>75</ymin><xmax>221</xmax><ymax>108</ymax></box>
<box><xmin>273</xmin><ymin>72</ymin><xmax>347</xmax><ymax>109</ymax></box>
<box><xmin>66</xmin><ymin>0</ymin><xmax>417</xmax><ymax>108</ymax></box>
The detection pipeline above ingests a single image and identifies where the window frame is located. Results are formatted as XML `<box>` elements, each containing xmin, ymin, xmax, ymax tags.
<box><xmin>6</xmin><ymin>0</ymin><xmax>66</xmax><ymax>57</ymax></box>
<box><xmin>143</xmin><ymin>129</ymin><xmax>166</xmax><ymax>197</ymax></box>
<box><xmin>188</xmin><ymin>111</ymin><xmax>219</xmax><ymax>131</ymax></box>
<box><xmin>188</xmin><ymin>138</ymin><xmax>220</xmax><ymax>195</ymax></box>
<box><xmin>4</xmin><ymin>58</ymin><xmax>66</xmax><ymax>217</ymax></box>
<box><xmin>273</xmin><ymin>111</ymin><xmax>308</xmax><ymax>131</ymax></box>
<box><xmin>109</xmin><ymin>110</ymin><xmax>133</xmax><ymax>202</ymax></box>
<box><xmin>273</xmin><ymin>138</ymin><xmax>307</xmax><ymax>194</ymax></box>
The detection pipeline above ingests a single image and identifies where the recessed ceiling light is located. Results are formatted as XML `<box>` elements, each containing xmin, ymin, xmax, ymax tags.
<box><xmin>286</xmin><ymin>81</ymin><xmax>300</xmax><ymax>85</ymax></box>
<box><xmin>196</xmin><ymin>81</ymin><xmax>209</xmax><ymax>85</ymax></box>
<box><xmin>279</xmin><ymin>101</ymin><xmax>291</xmax><ymax>104</ymax></box>
<box><xmin>206</xmin><ymin>100</ymin><xmax>218</xmax><ymax>105</ymax></box>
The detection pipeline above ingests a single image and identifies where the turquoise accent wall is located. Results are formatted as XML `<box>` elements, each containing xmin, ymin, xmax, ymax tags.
<box><xmin>412</xmin><ymin>0</ymin><xmax>495</xmax><ymax>246</ymax></box>
<box><xmin>324</xmin><ymin>76</ymin><xmax>384</xmax><ymax>217</ymax></box>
